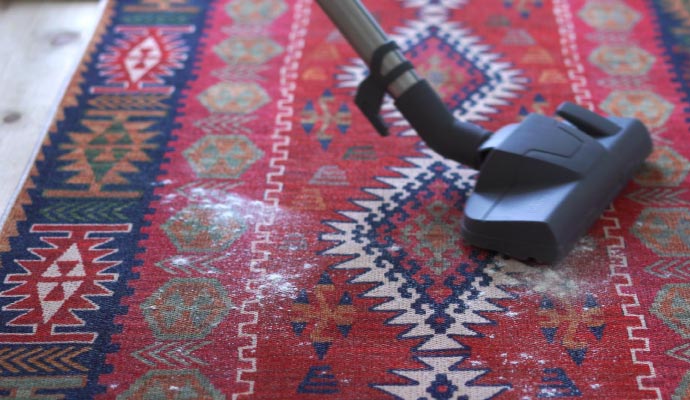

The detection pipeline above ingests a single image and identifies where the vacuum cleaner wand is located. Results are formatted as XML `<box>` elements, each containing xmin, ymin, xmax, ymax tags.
<box><xmin>315</xmin><ymin>0</ymin><xmax>653</xmax><ymax>263</ymax></box>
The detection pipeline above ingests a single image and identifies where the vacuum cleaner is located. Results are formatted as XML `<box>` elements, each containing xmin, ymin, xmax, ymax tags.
<box><xmin>314</xmin><ymin>0</ymin><xmax>653</xmax><ymax>263</ymax></box>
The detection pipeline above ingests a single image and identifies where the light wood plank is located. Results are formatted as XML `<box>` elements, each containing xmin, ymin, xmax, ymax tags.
<box><xmin>0</xmin><ymin>1</ymin><xmax>105</xmax><ymax>225</ymax></box>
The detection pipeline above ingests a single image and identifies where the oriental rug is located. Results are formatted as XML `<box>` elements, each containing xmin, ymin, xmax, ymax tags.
<box><xmin>1</xmin><ymin>0</ymin><xmax>690</xmax><ymax>398</ymax></box>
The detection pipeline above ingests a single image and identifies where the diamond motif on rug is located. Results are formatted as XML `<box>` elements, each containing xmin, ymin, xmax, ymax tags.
<box><xmin>0</xmin><ymin>224</ymin><xmax>131</xmax><ymax>343</ymax></box>
<box><xmin>337</xmin><ymin>20</ymin><xmax>525</xmax><ymax>132</ymax></box>
<box><xmin>323</xmin><ymin>151</ymin><xmax>520</xmax><ymax>356</ymax></box>
<box><xmin>92</xmin><ymin>26</ymin><xmax>194</xmax><ymax>94</ymax></box>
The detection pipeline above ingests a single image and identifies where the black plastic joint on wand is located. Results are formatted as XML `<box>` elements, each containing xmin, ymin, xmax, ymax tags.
<box><xmin>395</xmin><ymin>80</ymin><xmax>492</xmax><ymax>169</ymax></box>
<box><xmin>354</xmin><ymin>42</ymin><xmax>413</xmax><ymax>137</ymax></box>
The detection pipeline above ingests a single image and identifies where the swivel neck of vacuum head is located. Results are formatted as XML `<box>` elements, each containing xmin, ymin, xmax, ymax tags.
<box><xmin>395</xmin><ymin>80</ymin><xmax>492</xmax><ymax>170</ymax></box>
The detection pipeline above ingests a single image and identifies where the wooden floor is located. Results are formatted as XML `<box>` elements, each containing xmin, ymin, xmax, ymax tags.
<box><xmin>0</xmin><ymin>0</ymin><xmax>104</xmax><ymax>224</ymax></box>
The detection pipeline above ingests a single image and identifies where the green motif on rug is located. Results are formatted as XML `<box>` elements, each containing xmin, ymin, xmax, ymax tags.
<box><xmin>0</xmin><ymin>376</ymin><xmax>86</xmax><ymax>400</ymax></box>
<box><xmin>162</xmin><ymin>204</ymin><xmax>247</xmax><ymax>252</ymax></box>
<box><xmin>578</xmin><ymin>1</ymin><xmax>641</xmax><ymax>32</ymax></box>
<box><xmin>47</xmin><ymin>115</ymin><xmax>160</xmax><ymax>199</ymax></box>
<box><xmin>214</xmin><ymin>36</ymin><xmax>283</xmax><ymax>65</ymax></box>
<box><xmin>635</xmin><ymin>146</ymin><xmax>690</xmax><ymax>187</ymax></box>
<box><xmin>600</xmin><ymin>90</ymin><xmax>674</xmax><ymax>129</ymax></box>
<box><xmin>142</xmin><ymin>278</ymin><xmax>233</xmax><ymax>340</ymax></box>
<box><xmin>198</xmin><ymin>82</ymin><xmax>269</xmax><ymax>114</ymax></box>
<box><xmin>39</xmin><ymin>200</ymin><xmax>137</xmax><ymax>223</ymax></box>
<box><xmin>118</xmin><ymin>369</ymin><xmax>224</xmax><ymax>400</ymax></box>
<box><xmin>652</xmin><ymin>284</ymin><xmax>690</xmax><ymax>339</ymax></box>
<box><xmin>225</xmin><ymin>0</ymin><xmax>287</xmax><ymax>24</ymax></box>
<box><xmin>632</xmin><ymin>208</ymin><xmax>690</xmax><ymax>257</ymax></box>
<box><xmin>184</xmin><ymin>135</ymin><xmax>264</xmax><ymax>179</ymax></box>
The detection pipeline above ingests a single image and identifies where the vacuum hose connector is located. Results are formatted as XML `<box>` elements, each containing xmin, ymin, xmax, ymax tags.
<box><xmin>395</xmin><ymin>80</ymin><xmax>492</xmax><ymax>169</ymax></box>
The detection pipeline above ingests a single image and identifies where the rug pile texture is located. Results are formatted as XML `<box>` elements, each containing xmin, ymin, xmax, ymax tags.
<box><xmin>1</xmin><ymin>0</ymin><xmax>690</xmax><ymax>398</ymax></box>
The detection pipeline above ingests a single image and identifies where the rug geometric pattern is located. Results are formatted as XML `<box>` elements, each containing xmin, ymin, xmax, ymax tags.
<box><xmin>1</xmin><ymin>0</ymin><xmax>690</xmax><ymax>398</ymax></box>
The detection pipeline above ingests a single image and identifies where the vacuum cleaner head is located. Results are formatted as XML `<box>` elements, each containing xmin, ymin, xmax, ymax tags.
<box><xmin>393</xmin><ymin>81</ymin><xmax>653</xmax><ymax>263</ymax></box>
<box><xmin>462</xmin><ymin>103</ymin><xmax>652</xmax><ymax>263</ymax></box>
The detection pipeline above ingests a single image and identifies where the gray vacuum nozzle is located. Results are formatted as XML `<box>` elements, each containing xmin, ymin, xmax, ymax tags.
<box><xmin>462</xmin><ymin>103</ymin><xmax>652</xmax><ymax>263</ymax></box>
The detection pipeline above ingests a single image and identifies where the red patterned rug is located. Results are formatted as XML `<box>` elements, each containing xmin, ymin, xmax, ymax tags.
<box><xmin>1</xmin><ymin>0</ymin><xmax>690</xmax><ymax>398</ymax></box>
